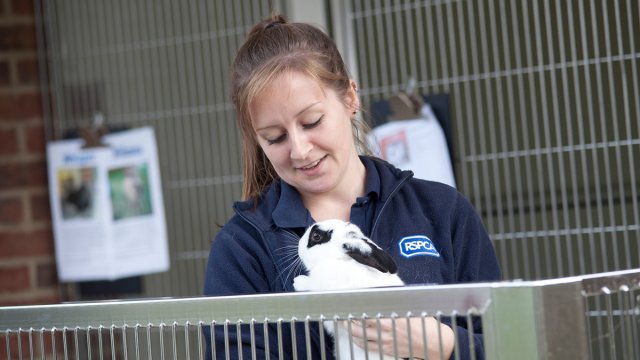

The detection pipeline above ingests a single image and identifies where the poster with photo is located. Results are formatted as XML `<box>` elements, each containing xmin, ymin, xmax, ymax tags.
<box><xmin>47</xmin><ymin>127</ymin><xmax>169</xmax><ymax>282</ymax></box>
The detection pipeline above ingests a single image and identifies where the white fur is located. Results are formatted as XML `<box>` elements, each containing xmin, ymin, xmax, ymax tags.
<box><xmin>293</xmin><ymin>219</ymin><xmax>403</xmax><ymax>360</ymax></box>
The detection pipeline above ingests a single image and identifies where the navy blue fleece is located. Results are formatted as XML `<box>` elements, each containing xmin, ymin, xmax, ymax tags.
<box><xmin>203</xmin><ymin>156</ymin><xmax>501</xmax><ymax>359</ymax></box>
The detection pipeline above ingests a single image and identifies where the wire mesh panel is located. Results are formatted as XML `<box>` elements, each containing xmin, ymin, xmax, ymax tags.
<box><xmin>36</xmin><ymin>0</ymin><xmax>640</xmax><ymax>295</ymax></box>
<box><xmin>582</xmin><ymin>272</ymin><xmax>640</xmax><ymax>360</ymax></box>
<box><xmin>1</xmin><ymin>286</ymin><xmax>491</xmax><ymax>360</ymax></box>
<box><xmin>342</xmin><ymin>0</ymin><xmax>640</xmax><ymax>281</ymax></box>
<box><xmin>0</xmin><ymin>324</ymin><xmax>207</xmax><ymax>360</ymax></box>
<box><xmin>4</xmin><ymin>270</ymin><xmax>638</xmax><ymax>359</ymax></box>
<box><xmin>35</xmin><ymin>0</ymin><xmax>285</xmax><ymax>298</ymax></box>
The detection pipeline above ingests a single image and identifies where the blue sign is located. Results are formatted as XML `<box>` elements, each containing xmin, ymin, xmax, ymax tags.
<box><xmin>398</xmin><ymin>235</ymin><xmax>440</xmax><ymax>258</ymax></box>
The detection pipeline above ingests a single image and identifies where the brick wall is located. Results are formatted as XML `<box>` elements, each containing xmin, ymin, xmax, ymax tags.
<box><xmin>0</xmin><ymin>0</ymin><xmax>59</xmax><ymax>306</ymax></box>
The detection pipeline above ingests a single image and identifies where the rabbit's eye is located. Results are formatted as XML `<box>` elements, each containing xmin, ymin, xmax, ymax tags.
<box><xmin>306</xmin><ymin>227</ymin><xmax>332</xmax><ymax>248</ymax></box>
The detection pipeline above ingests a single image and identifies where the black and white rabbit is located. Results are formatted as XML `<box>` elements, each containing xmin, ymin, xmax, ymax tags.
<box><xmin>293</xmin><ymin>219</ymin><xmax>404</xmax><ymax>360</ymax></box>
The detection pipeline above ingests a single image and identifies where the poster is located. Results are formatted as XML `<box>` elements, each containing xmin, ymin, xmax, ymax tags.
<box><xmin>370</xmin><ymin>104</ymin><xmax>457</xmax><ymax>188</ymax></box>
<box><xmin>47</xmin><ymin>127</ymin><xmax>169</xmax><ymax>282</ymax></box>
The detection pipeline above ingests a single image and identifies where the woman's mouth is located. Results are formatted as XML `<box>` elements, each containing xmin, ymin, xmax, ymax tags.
<box><xmin>298</xmin><ymin>156</ymin><xmax>326</xmax><ymax>171</ymax></box>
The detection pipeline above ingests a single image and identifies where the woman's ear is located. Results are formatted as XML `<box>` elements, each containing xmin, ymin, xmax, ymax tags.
<box><xmin>346</xmin><ymin>79</ymin><xmax>360</xmax><ymax>115</ymax></box>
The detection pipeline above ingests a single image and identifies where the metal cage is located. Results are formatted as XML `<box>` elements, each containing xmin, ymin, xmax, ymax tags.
<box><xmin>2</xmin><ymin>269</ymin><xmax>639</xmax><ymax>359</ymax></box>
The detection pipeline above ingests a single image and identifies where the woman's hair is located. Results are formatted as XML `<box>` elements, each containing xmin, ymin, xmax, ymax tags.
<box><xmin>231</xmin><ymin>14</ymin><xmax>371</xmax><ymax>201</ymax></box>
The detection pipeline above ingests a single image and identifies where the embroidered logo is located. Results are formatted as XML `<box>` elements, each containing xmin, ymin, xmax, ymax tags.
<box><xmin>398</xmin><ymin>235</ymin><xmax>440</xmax><ymax>258</ymax></box>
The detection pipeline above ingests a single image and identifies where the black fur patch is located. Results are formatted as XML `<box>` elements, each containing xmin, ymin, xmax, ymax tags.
<box><xmin>344</xmin><ymin>242</ymin><xmax>398</xmax><ymax>274</ymax></box>
<box><xmin>307</xmin><ymin>225</ymin><xmax>333</xmax><ymax>248</ymax></box>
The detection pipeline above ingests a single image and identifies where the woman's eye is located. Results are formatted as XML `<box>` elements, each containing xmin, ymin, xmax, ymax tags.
<box><xmin>266</xmin><ymin>134</ymin><xmax>286</xmax><ymax>145</ymax></box>
<box><xmin>303</xmin><ymin>115</ymin><xmax>324</xmax><ymax>129</ymax></box>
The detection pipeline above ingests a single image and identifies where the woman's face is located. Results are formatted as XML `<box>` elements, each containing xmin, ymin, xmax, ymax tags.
<box><xmin>251</xmin><ymin>71</ymin><xmax>361</xmax><ymax>199</ymax></box>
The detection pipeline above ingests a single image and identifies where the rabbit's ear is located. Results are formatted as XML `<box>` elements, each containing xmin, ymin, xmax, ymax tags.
<box><xmin>344</xmin><ymin>240</ymin><xmax>398</xmax><ymax>274</ymax></box>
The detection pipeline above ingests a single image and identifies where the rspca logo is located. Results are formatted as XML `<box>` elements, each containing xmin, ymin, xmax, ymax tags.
<box><xmin>398</xmin><ymin>235</ymin><xmax>440</xmax><ymax>258</ymax></box>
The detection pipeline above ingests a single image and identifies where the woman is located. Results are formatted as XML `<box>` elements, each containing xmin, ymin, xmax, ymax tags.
<box><xmin>203</xmin><ymin>14</ymin><xmax>501</xmax><ymax>359</ymax></box>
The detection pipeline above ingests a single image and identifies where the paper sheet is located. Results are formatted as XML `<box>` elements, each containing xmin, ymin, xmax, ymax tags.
<box><xmin>46</xmin><ymin>127</ymin><xmax>169</xmax><ymax>281</ymax></box>
<box><xmin>369</xmin><ymin>104</ymin><xmax>457</xmax><ymax>188</ymax></box>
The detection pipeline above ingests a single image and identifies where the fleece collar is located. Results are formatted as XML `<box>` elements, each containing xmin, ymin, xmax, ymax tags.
<box><xmin>234</xmin><ymin>156</ymin><xmax>412</xmax><ymax>231</ymax></box>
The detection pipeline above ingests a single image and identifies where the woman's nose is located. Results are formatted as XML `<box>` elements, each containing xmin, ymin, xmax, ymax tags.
<box><xmin>289</xmin><ymin>131</ymin><xmax>312</xmax><ymax>160</ymax></box>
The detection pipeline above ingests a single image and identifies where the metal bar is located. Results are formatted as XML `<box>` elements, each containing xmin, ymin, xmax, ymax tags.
<box><xmin>499</xmin><ymin>0</ymin><xmax>528</xmax><ymax>279</ymax></box>
<box><xmin>467</xmin><ymin>312</ymin><xmax>476</xmax><ymax>360</ymax></box>
<box><xmin>146</xmin><ymin>324</ymin><xmax>153</xmax><ymax>360</ymax></box>
<box><xmin>435</xmin><ymin>312</ymin><xmax>444</xmax><ymax>360</ymax></box>
<box><xmin>405</xmin><ymin>312</ymin><xmax>414</xmax><ymax>360</ymax></box>
<box><xmin>27</xmin><ymin>328</ymin><xmax>34</xmax><ymax>359</ymax></box>
<box><xmin>618</xmin><ymin>286</ymin><xmax>631</xmax><ymax>359</ymax></box>
<box><xmin>486</xmin><ymin>0</ymin><xmax>509</xmax><ymax>274</ymax></box>
<box><xmin>235</xmin><ymin>321</ymin><xmax>243</xmax><ymax>360</ymax></box>
<box><xmin>197</xmin><ymin>322</ymin><xmax>204</xmax><ymax>360</ymax></box>
<box><xmin>303</xmin><ymin>317</ymin><xmax>312</xmax><ymax>360</ymax></box>
<box><xmin>420</xmin><ymin>313</ymin><xmax>428</xmax><ymax>360</ymax></box>
<box><xmin>110</xmin><ymin>325</ymin><xmax>116</xmax><ymax>360</ymax></box>
<box><xmin>263</xmin><ymin>319</ymin><xmax>269</xmax><ymax>360</ymax></box>
<box><xmin>622</xmin><ymin>0</ymin><xmax>640</xmax><ymax>274</ymax></box>
<box><xmin>604</xmin><ymin>288</ymin><xmax>617</xmax><ymax>359</ymax></box>
<box><xmin>160</xmin><ymin>324</ymin><xmax>166</xmax><ymax>360</ymax></box>
<box><xmin>601</xmin><ymin>0</ymin><xmax>624</xmax><ymax>271</ymax></box>
<box><xmin>38</xmin><ymin>329</ymin><xmax>45</xmax><ymax>360</ymax></box>
<box><xmin>98</xmin><ymin>326</ymin><xmax>104</xmax><ymax>360</ymax></box>
<box><xmin>122</xmin><ymin>325</ymin><xmax>128</xmax><ymax>360</ymax></box>
<box><xmin>611</xmin><ymin>0</ymin><xmax>633</xmax><ymax>270</ymax></box>
<box><xmin>87</xmin><ymin>326</ymin><xmax>92</xmax><ymax>360</ymax></box>
<box><xmin>134</xmin><ymin>325</ymin><xmax>140</xmax><ymax>360</ymax></box>
<box><xmin>318</xmin><ymin>316</ymin><xmax>325</xmax><ymax>360</ymax></box>
<box><xmin>171</xmin><ymin>323</ymin><xmax>178</xmax><ymax>360</ymax></box>
<box><xmin>629</xmin><ymin>288</ymin><xmax>639</xmax><ymax>358</ymax></box>
<box><xmin>434</xmin><ymin>2</ymin><xmax>449</xmax><ymax>92</ymax></box>
<box><xmin>463</xmin><ymin>0</ymin><xmax>485</xmax><ymax>235</ymax></box>
<box><xmin>589</xmin><ymin>0</ymin><xmax>613</xmax><ymax>272</ymax></box>
<box><xmin>453</xmin><ymin>0</ymin><xmax>473</xmax><ymax>212</ymax></box>
<box><xmin>289</xmin><ymin>318</ymin><xmax>297</xmax><ymax>360</ymax></box>
<box><xmin>33</xmin><ymin>0</ymin><xmax>54</xmax><ymax>141</ymax></box>
<box><xmin>404</xmin><ymin>1</ymin><xmax>418</xmax><ymax>84</ymax></box>
<box><xmin>390</xmin><ymin>314</ymin><xmax>399</xmax><ymax>359</ymax></box>
<box><xmin>62</xmin><ymin>327</ymin><xmax>68</xmax><ymax>359</ymax></box>
<box><xmin>451</xmin><ymin>311</ymin><xmax>459</xmax><ymax>360</ymax></box>
<box><xmin>209</xmin><ymin>321</ymin><xmax>216</xmax><ymax>360</ymax></box>
<box><xmin>276</xmin><ymin>319</ymin><xmax>283</xmax><ymax>360</ymax></box>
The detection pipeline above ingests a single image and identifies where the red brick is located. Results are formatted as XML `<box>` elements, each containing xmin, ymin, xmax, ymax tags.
<box><xmin>0</xmin><ymin>127</ymin><xmax>19</xmax><ymax>155</ymax></box>
<box><xmin>17</xmin><ymin>58</ymin><xmax>38</xmax><ymax>85</ymax></box>
<box><xmin>0</xmin><ymin>196</ymin><xmax>24</xmax><ymax>224</ymax></box>
<box><xmin>11</xmin><ymin>0</ymin><xmax>35</xmax><ymax>16</ymax></box>
<box><xmin>36</xmin><ymin>262</ymin><xmax>57</xmax><ymax>287</ymax></box>
<box><xmin>25</xmin><ymin>123</ymin><xmax>45</xmax><ymax>153</ymax></box>
<box><xmin>0</xmin><ymin>294</ymin><xmax>59</xmax><ymax>306</ymax></box>
<box><xmin>0</xmin><ymin>160</ymin><xmax>47</xmax><ymax>190</ymax></box>
<box><xmin>0</xmin><ymin>228</ymin><xmax>54</xmax><ymax>258</ymax></box>
<box><xmin>0</xmin><ymin>265</ymin><xmax>30</xmax><ymax>292</ymax></box>
<box><xmin>0</xmin><ymin>24</ymin><xmax>36</xmax><ymax>51</ymax></box>
<box><xmin>0</xmin><ymin>92</ymin><xmax>42</xmax><ymax>120</ymax></box>
<box><xmin>29</xmin><ymin>193</ymin><xmax>50</xmax><ymax>222</ymax></box>
<box><xmin>0</xmin><ymin>60</ymin><xmax>10</xmax><ymax>85</ymax></box>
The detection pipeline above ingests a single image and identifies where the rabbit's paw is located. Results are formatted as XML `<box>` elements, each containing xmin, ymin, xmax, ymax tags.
<box><xmin>293</xmin><ymin>275</ymin><xmax>312</xmax><ymax>291</ymax></box>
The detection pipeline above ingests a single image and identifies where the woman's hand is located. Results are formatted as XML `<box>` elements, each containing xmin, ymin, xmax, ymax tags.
<box><xmin>348</xmin><ymin>316</ymin><xmax>455</xmax><ymax>359</ymax></box>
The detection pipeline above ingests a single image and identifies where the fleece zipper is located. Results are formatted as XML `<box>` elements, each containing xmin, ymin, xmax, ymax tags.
<box><xmin>370</xmin><ymin>171</ymin><xmax>413</xmax><ymax>246</ymax></box>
